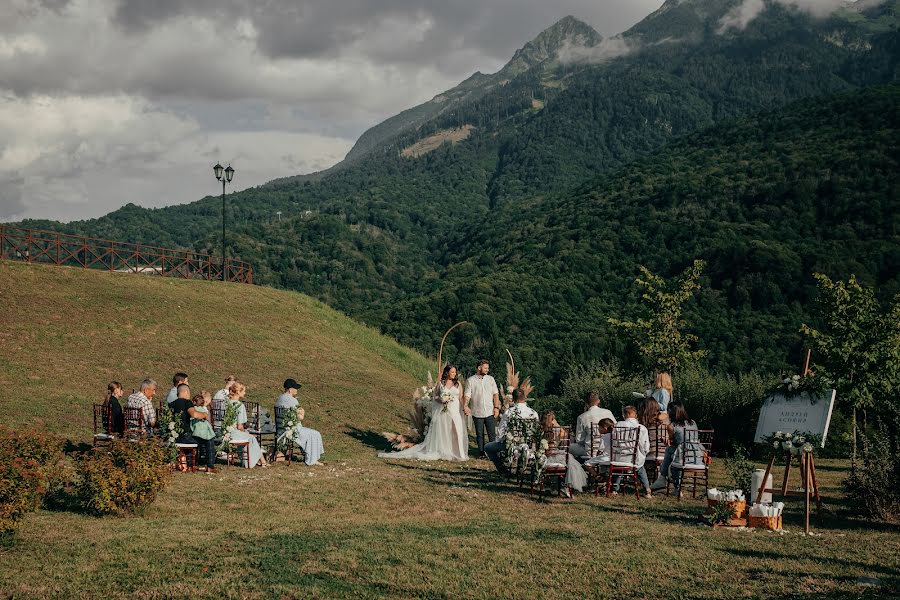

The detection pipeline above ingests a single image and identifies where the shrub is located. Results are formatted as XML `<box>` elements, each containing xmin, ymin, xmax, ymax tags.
<box><xmin>555</xmin><ymin>360</ymin><xmax>644</xmax><ymax>424</ymax></box>
<box><xmin>76</xmin><ymin>441</ymin><xmax>170</xmax><ymax>515</ymax></box>
<box><xmin>724</xmin><ymin>444</ymin><xmax>754</xmax><ymax>498</ymax></box>
<box><xmin>0</xmin><ymin>427</ymin><xmax>65</xmax><ymax>536</ymax></box>
<box><xmin>844</xmin><ymin>414</ymin><xmax>900</xmax><ymax>522</ymax></box>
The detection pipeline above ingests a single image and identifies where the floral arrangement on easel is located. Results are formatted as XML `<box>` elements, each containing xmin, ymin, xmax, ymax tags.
<box><xmin>769</xmin><ymin>372</ymin><xmax>831</xmax><ymax>402</ymax></box>
<box><xmin>761</xmin><ymin>430</ymin><xmax>822</xmax><ymax>457</ymax></box>
<box><xmin>382</xmin><ymin>373</ymin><xmax>436</xmax><ymax>451</ymax></box>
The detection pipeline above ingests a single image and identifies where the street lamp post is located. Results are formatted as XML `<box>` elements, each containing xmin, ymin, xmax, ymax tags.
<box><xmin>213</xmin><ymin>162</ymin><xmax>235</xmax><ymax>280</ymax></box>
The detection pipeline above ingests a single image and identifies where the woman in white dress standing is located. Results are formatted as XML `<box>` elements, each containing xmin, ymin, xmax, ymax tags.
<box><xmin>226</xmin><ymin>381</ymin><xmax>269</xmax><ymax>468</ymax></box>
<box><xmin>379</xmin><ymin>365</ymin><xmax>468</xmax><ymax>461</ymax></box>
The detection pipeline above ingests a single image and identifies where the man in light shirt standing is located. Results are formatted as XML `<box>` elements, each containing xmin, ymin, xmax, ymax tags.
<box><xmin>463</xmin><ymin>359</ymin><xmax>500</xmax><ymax>458</ymax></box>
<box><xmin>569</xmin><ymin>392</ymin><xmax>617</xmax><ymax>461</ymax></box>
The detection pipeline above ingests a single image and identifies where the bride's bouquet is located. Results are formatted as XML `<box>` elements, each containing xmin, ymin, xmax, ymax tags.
<box><xmin>440</xmin><ymin>390</ymin><xmax>453</xmax><ymax>413</ymax></box>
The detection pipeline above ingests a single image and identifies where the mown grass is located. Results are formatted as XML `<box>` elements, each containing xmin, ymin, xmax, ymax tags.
<box><xmin>1</xmin><ymin>262</ymin><xmax>898</xmax><ymax>599</ymax></box>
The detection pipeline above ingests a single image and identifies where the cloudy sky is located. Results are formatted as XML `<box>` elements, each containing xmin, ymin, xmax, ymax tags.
<box><xmin>0</xmin><ymin>0</ymin><xmax>665</xmax><ymax>222</ymax></box>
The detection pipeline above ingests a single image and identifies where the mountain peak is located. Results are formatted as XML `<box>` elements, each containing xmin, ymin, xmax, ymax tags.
<box><xmin>499</xmin><ymin>15</ymin><xmax>602</xmax><ymax>77</ymax></box>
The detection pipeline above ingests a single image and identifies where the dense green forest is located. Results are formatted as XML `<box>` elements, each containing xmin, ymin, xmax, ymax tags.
<box><xmin>14</xmin><ymin>0</ymin><xmax>900</xmax><ymax>392</ymax></box>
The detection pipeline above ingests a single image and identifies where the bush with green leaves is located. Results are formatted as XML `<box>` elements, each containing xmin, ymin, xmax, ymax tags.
<box><xmin>724</xmin><ymin>444</ymin><xmax>754</xmax><ymax>498</ymax></box>
<box><xmin>0</xmin><ymin>427</ymin><xmax>64</xmax><ymax>536</ymax></box>
<box><xmin>844</xmin><ymin>414</ymin><xmax>900</xmax><ymax>522</ymax></box>
<box><xmin>76</xmin><ymin>441</ymin><xmax>170</xmax><ymax>516</ymax></box>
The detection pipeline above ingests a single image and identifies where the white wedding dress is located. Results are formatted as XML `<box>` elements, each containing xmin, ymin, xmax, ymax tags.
<box><xmin>379</xmin><ymin>383</ymin><xmax>468</xmax><ymax>461</ymax></box>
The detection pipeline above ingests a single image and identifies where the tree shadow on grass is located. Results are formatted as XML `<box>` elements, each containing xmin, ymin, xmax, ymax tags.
<box><xmin>344</xmin><ymin>427</ymin><xmax>391</xmax><ymax>452</ymax></box>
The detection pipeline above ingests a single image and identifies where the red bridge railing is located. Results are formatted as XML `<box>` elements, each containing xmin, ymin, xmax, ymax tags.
<box><xmin>0</xmin><ymin>224</ymin><xmax>253</xmax><ymax>284</ymax></box>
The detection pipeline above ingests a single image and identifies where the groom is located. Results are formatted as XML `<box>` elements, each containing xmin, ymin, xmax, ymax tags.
<box><xmin>463</xmin><ymin>359</ymin><xmax>500</xmax><ymax>458</ymax></box>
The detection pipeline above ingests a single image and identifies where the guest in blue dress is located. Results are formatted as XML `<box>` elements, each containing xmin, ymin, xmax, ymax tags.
<box><xmin>275</xmin><ymin>378</ymin><xmax>324</xmax><ymax>466</ymax></box>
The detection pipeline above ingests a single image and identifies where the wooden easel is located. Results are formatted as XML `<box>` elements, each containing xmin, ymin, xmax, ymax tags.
<box><xmin>755</xmin><ymin>350</ymin><xmax>821</xmax><ymax>534</ymax></box>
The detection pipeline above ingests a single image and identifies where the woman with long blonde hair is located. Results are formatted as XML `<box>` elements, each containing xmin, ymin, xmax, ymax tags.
<box><xmin>652</xmin><ymin>372</ymin><xmax>673</xmax><ymax>412</ymax></box>
<box><xmin>226</xmin><ymin>381</ymin><xmax>269</xmax><ymax>468</ymax></box>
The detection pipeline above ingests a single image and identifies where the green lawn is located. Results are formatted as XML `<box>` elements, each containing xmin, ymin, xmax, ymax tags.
<box><xmin>1</xmin><ymin>262</ymin><xmax>897</xmax><ymax>599</ymax></box>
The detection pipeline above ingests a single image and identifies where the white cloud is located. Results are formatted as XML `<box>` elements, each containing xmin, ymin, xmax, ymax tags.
<box><xmin>0</xmin><ymin>0</ymin><xmax>665</xmax><ymax>222</ymax></box>
<box><xmin>718</xmin><ymin>0</ymin><xmax>884</xmax><ymax>33</ymax></box>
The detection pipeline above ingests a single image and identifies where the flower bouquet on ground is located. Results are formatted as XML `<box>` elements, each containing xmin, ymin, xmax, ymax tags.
<box><xmin>382</xmin><ymin>373</ymin><xmax>435</xmax><ymax>451</ymax></box>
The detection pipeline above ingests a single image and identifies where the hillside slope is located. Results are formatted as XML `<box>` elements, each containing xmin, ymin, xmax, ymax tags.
<box><xmin>0</xmin><ymin>261</ymin><xmax>430</xmax><ymax>455</ymax></box>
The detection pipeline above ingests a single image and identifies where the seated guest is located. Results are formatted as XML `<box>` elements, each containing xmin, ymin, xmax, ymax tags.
<box><xmin>652</xmin><ymin>371</ymin><xmax>673</xmax><ymax>412</ymax></box>
<box><xmin>650</xmin><ymin>400</ymin><xmax>699</xmax><ymax>491</ymax></box>
<box><xmin>275</xmin><ymin>379</ymin><xmax>325</xmax><ymax>466</ymax></box>
<box><xmin>583</xmin><ymin>417</ymin><xmax>616</xmax><ymax>483</ymax></box>
<box><xmin>569</xmin><ymin>392</ymin><xmax>617</xmax><ymax>460</ymax></box>
<box><xmin>166</xmin><ymin>372</ymin><xmax>189</xmax><ymax>405</ymax></box>
<box><xmin>226</xmin><ymin>381</ymin><xmax>269</xmax><ymax>468</ymax></box>
<box><xmin>213</xmin><ymin>375</ymin><xmax>236</xmax><ymax>414</ymax></box>
<box><xmin>638</xmin><ymin>397</ymin><xmax>668</xmax><ymax>428</ymax></box>
<box><xmin>190</xmin><ymin>391</ymin><xmax>217</xmax><ymax>473</ymax></box>
<box><xmin>169</xmin><ymin>383</ymin><xmax>198</xmax><ymax>471</ymax></box>
<box><xmin>104</xmin><ymin>381</ymin><xmax>126</xmax><ymax>437</ymax></box>
<box><xmin>666</xmin><ymin>401</ymin><xmax>704</xmax><ymax>494</ymax></box>
<box><xmin>127</xmin><ymin>378</ymin><xmax>158</xmax><ymax>432</ymax></box>
<box><xmin>540</xmin><ymin>410</ymin><xmax>586</xmax><ymax>497</ymax></box>
<box><xmin>612</xmin><ymin>405</ymin><xmax>651</xmax><ymax>498</ymax></box>
<box><xmin>484</xmin><ymin>389</ymin><xmax>538</xmax><ymax>473</ymax></box>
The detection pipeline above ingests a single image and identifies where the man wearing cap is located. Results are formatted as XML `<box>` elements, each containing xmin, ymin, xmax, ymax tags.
<box><xmin>275</xmin><ymin>379</ymin><xmax>324</xmax><ymax>466</ymax></box>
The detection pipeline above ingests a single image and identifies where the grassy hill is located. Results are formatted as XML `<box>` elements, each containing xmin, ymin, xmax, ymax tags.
<box><xmin>0</xmin><ymin>260</ymin><xmax>430</xmax><ymax>456</ymax></box>
<box><xmin>1</xmin><ymin>263</ymin><xmax>898</xmax><ymax>598</ymax></box>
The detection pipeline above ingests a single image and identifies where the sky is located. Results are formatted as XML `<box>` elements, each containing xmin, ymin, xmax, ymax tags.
<box><xmin>0</xmin><ymin>0</ymin><xmax>665</xmax><ymax>223</ymax></box>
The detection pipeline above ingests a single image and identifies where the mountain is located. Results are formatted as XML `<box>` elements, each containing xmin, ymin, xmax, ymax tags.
<box><xmin>14</xmin><ymin>1</ymin><xmax>900</xmax><ymax>391</ymax></box>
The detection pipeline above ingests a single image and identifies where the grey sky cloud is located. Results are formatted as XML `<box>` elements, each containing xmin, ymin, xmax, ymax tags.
<box><xmin>2</xmin><ymin>0</ymin><xmax>663</xmax><ymax>223</ymax></box>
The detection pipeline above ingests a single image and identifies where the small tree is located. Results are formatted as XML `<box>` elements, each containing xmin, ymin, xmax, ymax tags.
<box><xmin>609</xmin><ymin>259</ymin><xmax>707</xmax><ymax>373</ymax></box>
<box><xmin>801</xmin><ymin>273</ymin><xmax>900</xmax><ymax>461</ymax></box>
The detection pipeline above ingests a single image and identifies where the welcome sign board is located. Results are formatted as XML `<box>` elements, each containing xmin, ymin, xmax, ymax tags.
<box><xmin>753</xmin><ymin>390</ymin><xmax>836</xmax><ymax>447</ymax></box>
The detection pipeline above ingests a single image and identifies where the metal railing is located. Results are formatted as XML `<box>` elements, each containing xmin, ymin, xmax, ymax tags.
<box><xmin>0</xmin><ymin>224</ymin><xmax>253</xmax><ymax>284</ymax></box>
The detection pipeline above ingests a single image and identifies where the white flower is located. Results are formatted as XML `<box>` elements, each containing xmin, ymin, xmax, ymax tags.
<box><xmin>773</xmin><ymin>441</ymin><xmax>780</xmax><ymax>449</ymax></box>
<box><xmin>783</xmin><ymin>378</ymin><xmax>791</xmax><ymax>385</ymax></box>
<box><xmin>792</xmin><ymin>374</ymin><xmax>800</xmax><ymax>381</ymax></box>
<box><xmin>774</xmin><ymin>432</ymin><xmax>784</xmax><ymax>439</ymax></box>
<box><xmin>168</xmin><ymin>422</ymin><xmax>176</xmax><ymax>430</ymax></box>
<box><xmin>802</xmin><ymin>443</ymin><xmax>813</xmax><ymax>453</ymax></box>
<box><xmin>784</xmin><ymin>441</ymin><xmax>793</xmax><ymax>449</ymax></box>
<box><xmin>540</xmin><ymin>439</ymin><xmax>549</xmax><ymax>450</ymax></box>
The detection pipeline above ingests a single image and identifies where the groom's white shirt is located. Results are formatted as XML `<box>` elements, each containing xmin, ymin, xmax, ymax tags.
<box><xmin>496</xmin><ymin>403</ymin><xmax>538</xmax><ymax>438</ymax></box>
<box><xmin>464</xmin><ymin>374</ymin><xmax>499</xmax><ymax>419</ymax></box>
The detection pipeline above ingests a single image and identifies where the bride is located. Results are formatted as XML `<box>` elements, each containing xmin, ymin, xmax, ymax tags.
<box><xmin>379</xmin><ymin>365</ymin><xmax>468</xmax><ymax>461</ymax></box>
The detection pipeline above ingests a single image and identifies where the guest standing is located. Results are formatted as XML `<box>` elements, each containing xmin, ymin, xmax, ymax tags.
<box><xmin>463</xmin><ymin>360</ymin><xmax>500</xmax><ymax>458</ymax></box>
<box><xmin>652</xmin><ymin>372</ymin><xmax>673</xmax><ymax>412</ymax></box>
<box><xmin>275</xmin><ymin>378</ymin><xmax>325</xmax><ymax>466</ymax></box>
<box><xmin>127</xmin><ymin>378</ymin><xmax>157</xmax><ymax>432</ymax></box>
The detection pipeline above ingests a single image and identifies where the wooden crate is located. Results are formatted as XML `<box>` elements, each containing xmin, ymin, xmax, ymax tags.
<box><xmin>748</xmin><ymin>515</ymin><xmax>783</xmax><ymax>531</ymax></box>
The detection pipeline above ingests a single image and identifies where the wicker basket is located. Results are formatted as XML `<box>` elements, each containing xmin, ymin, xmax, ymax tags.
<box><xmin>707</xmin><ymin>498</ymin><xmax>747</xmax><ymax>520</ymax></box>
<box><xmin>748</xmin><ymin>515</ymin><xmax>783</xmax><ymax>531</ymax></box>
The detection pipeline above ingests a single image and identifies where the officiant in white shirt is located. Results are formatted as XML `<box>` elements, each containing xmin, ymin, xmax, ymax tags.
<box><xmin>569</xmin><ymin>392</ymin><xmax>617</xmax><ymax>461</ymax></box>
<box><xmin>463</xmin><ymin>359</ymin><xmax>500</xmax><ymax>458</ymax></box>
